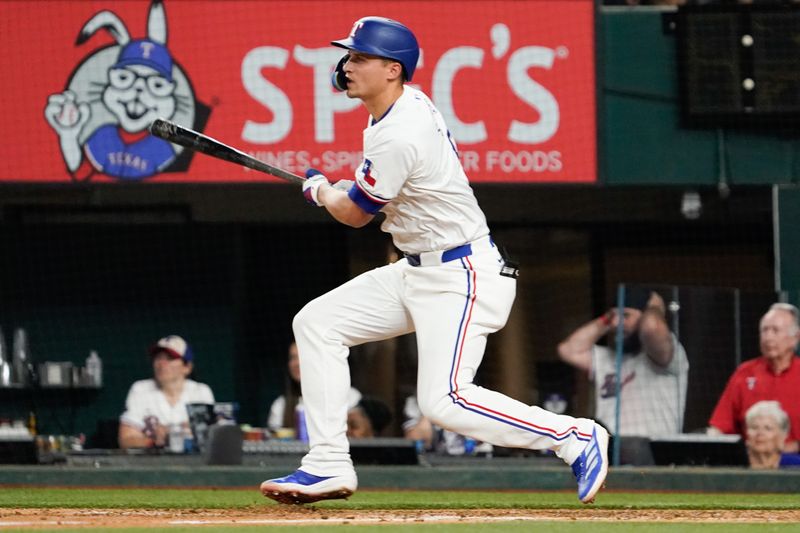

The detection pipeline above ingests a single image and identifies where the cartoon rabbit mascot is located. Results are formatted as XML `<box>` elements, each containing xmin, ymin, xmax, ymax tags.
<box><xmin>45</xmin><ymin>0</ymin><xmax>194</xmax><ymax>181</ymax></box>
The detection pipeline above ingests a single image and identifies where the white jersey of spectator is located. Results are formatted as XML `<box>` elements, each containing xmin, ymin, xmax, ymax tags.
<box><xmin>268</xmin><ymin>388</ymin><xmax>362</xmax><ymax>433</ymax></box>
<box><xmin>591</xmin><ymin>333</ymin><xmax>688</xmax><ymax>437</ymax></box>
<box><xmin>120</xmin><ymin>378</ymin><xmax>214</xmax><ymax>430</ymax></box>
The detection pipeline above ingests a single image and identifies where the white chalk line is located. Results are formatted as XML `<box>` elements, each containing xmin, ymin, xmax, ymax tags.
<box><xmin>172</xmin><ymin>515</ymin><xmax>598</xmax><ymax>525</ymax></box>
<box><xmin>0</xmin><ymin>521</ymin><xmax>88</xmax><ymax>527</ymax></box>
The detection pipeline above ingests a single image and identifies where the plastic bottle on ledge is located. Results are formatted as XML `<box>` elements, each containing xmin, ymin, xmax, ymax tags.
<box><xmin>85</xmin><ymin>350</ymin><xmax>102</xmax><ymax>387</ymax></box>
<box><xmin>27</xmin><ymin>411</ymin><xmax>36</xmax><ymax>437</ymax></box>
<box><xmin>0</xmin><ymin>327</ymin><xmax>10</xmax><ymax>387</ymax></box>
<box><xmin>295</xmin><ymin>403</ymin><xmax>309</xmax><ymax>443</ymax></box>
<box><xmin>12</xmin><ymin>328</ymin><xmax>30</xmax><ymax>387</ymax></box>
<box><xmin>0</xmin><ymin>362</ymin><xmax>9</xmax><ymax>387</ymax></box>
<box><xmin>168</xmin><ymin>424</ymin><xmax>185</xmax><ymax>454</ymax></box>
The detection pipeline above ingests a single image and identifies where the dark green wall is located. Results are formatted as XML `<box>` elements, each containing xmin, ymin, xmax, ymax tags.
<box><xmin>600</xmin><ymin>7</ymin><xmax>800</xmax><ymax>291</ymax></box>
<box><xmin>778</xmin><ymin>186</ymin><xmax>800</xmax><ymax>296</ymax></box>
<box><xmin>600</xmin><ymin>8</ymin><xmax>800</xmax><ymax>186</ymax></box>
<box><xmin>0</xmin><ymin>223</ymin><xmax>350</xmax><ymax>439</ymax></box>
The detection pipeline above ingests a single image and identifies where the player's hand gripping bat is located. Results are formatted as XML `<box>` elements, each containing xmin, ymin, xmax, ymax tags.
<box><xmin>148</xmin><ymin>118</ymin><xmax>305</xmax><ymax>185</ymax></box>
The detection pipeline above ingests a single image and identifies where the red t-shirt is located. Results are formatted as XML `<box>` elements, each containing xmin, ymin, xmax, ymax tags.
<box><xmin>709</xmin><ymin>356</ymin><xmax>800</xmax><ymax>444</ymax></box>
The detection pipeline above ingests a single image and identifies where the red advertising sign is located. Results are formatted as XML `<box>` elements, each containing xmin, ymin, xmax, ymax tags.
<box><xmin>0</xmin><ymin>0</ymin><xmax>595</xmax><ymax>183</ymax></box>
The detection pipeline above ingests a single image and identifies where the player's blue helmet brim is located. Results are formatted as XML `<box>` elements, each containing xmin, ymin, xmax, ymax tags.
<box><xmin>332</xmin><ymin>16</ymin><xmax>420</xmax><ymax>82</ymax></box>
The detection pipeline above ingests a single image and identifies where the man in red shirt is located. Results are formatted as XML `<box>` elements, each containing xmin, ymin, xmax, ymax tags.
<box><xmin>708</xmin><ymin>303</ymin><xmax>800</xmax><ymax>453</ymax></box>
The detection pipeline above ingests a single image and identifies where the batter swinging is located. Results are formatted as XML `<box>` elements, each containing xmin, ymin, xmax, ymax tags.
<box><xmin>261</xmin><ymin>16</ymin><xmax>608</xmax><ymax>505</ymax></box>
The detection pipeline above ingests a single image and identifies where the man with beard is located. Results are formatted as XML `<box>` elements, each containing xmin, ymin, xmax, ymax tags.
<box><xmin>558</xmin><ymin>288</ymin><xmax>689</xmax><ymax>438</ymax></box>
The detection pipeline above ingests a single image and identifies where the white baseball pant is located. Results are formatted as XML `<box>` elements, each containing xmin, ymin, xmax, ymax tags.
<box><xmin>292</xmin><ymin>237</ymin><xmax>594</xmax><ymax>477</ymax></box>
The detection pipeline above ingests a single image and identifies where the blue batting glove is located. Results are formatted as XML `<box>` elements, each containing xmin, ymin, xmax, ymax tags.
<box><xmin>305</xmin><ymin>168</ymin><xmax>324</xmax><ymax>179</ymax></box>
<box><xmin>302</xmin><ymin>168</ymin><xmax>328</xmax><ymax>206</ymax></box>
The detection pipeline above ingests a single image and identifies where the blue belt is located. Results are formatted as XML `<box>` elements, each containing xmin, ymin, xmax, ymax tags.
<box><xmin>404</xmin><ymin>243</ymin><xmax>473</xmax><ymax>267</ymax></box>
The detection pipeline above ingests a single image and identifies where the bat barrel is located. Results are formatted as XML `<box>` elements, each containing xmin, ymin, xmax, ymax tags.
<box><xmin>147</xmin><ymin>119</ymin><xmax>305</xmax><ymax>184</ymax></box>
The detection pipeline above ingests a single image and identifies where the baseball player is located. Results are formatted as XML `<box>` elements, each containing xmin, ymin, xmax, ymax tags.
<box><xmin>260</xmin><ymin>16</ymin><xmax>608</xmax><ymax>505</ymax></box>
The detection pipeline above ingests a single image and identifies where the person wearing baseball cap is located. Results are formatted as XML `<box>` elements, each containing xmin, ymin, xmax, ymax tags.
<box><xmin>557</xmin><ymin>287</ymin><xmax>689</xmax><ymax>442</ymax></box>
<box><xmin>118</xmin><ymin>335</ymin><xmax>215</xmax><ymax>449</ymax></box>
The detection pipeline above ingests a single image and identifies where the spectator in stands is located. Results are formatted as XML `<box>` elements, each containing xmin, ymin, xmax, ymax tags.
<box><xmin>118</xmin><ymin>335</ymin><xmax>214</xmax><ymax>449</ymax></box>
<box><xmin>743</xmin><ymin>400</ymin><xmax>798</xmax><ymax>469</ymax></box>
<box><xmin>346</xmin><ymin>396</ymin><xmax>392</xmax><ymax>438</ymax></box>
<box><xmin>558</xmin><ymin>288</ymin><xmax>689</xmax><ymax>437</ymax></box>
<box><xmin>708</xmin><ymin>303</ymin><xmax>800</xmax><ymax>453</ymax></box>
<box><xmin>267</xmin><ymin>341</ymin><xmax>361</xmax><ymax>436</ymax></box>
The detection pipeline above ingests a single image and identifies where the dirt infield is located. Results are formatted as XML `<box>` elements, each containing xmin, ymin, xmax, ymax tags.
<box><xmin>2</xmin><ymin>508</ymin><xmax>799</xmax><ymax>529</ymax></box>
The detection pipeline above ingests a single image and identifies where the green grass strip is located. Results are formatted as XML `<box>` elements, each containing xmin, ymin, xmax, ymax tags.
<box><xmin>1</xmin><ymin>521</ymin><xmax>800</xmax><ymax>533</ymax></box>
<box><xmin>0</xmin><ymin>487</ymin><xmax>798</xmax><ymax>510</ymax></box>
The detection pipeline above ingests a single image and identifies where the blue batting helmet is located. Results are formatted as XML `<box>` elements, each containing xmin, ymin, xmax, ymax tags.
<box><xmin>332</xmin><ymin>17</ymin><xmax>420</xmax><ymax>82</ymax></box>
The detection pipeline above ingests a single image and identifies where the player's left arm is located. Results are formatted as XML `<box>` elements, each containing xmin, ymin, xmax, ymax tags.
<box><xmin>638</xmin><ymin>292</ymin><xmax>674</xmax><ymax>367</ymax></box>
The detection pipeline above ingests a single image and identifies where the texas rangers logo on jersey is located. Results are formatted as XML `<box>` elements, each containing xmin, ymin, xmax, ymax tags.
<box><xmin>361</xmin><ymin>159</ymin><xmax>376</xmax><ymax>186</ymax></box>
<box><xmin>43</xmin><ymin>0</ymin><xmax>208</xmax><ymax>182</ymax></box>
<box><xmin>599</xmin><ymin>371</ymin><xmax>636</xmax><ymax>399</ymax></box>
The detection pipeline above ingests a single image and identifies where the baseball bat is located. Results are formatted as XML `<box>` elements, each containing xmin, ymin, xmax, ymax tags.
<box><xmin>148</xmin><ymin>118</ymin><xmax>305</xmax><ymax>185</ymax></box>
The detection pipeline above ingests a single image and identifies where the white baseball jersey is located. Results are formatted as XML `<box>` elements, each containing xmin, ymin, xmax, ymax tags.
<box><xmin>591</xmin><ymin>334</ymin><xmax>689</xmax><ymax>437</ymax></box>
<box><xmin>347</xmin><ymin>86</ymin><xmax>489</xmax><ymax>254</ymax></box>
<box><xmin>119</xmin><ymin>378</ymin><xmax>215</xmax><ymax>430</ymax></box>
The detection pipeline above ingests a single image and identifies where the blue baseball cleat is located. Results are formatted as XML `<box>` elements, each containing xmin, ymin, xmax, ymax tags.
<box><xmin>571</xmin><ymin>425</ymin><xmax>609</xmax><ymax>503</ymax></box>
<box><xmin>260</xmin><ymin>470</ymin><xmax>357</xmax><ymax>505</ymax></box>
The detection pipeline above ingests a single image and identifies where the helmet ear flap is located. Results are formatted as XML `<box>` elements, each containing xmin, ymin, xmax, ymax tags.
<box><xmin>331</xmin><ymin>54</ymin><xmax>349</xmax><ymax>92</ymax></box>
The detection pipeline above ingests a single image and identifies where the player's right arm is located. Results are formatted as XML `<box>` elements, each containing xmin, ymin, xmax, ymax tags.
<box><xmin>317</xmin><ymin>185</ymin><xmax>374</xmax><ymax>228</ymax></box>
<box><xmin>303</xmin><ymin>122</ymin><xmax>409</xmax><ymax>227</ymax></box>
<box><xmin>302</xmin><ymin>169</ymin><xmax>374</xmax><ymax>228</ymax></box>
